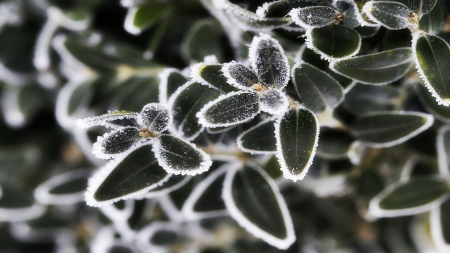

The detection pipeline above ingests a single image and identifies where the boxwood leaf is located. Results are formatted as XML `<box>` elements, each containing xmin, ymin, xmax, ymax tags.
<box><xmin>413</xmin><ymin>33</ymin><xmax>450</xmax><ymax>106</ymax></box>
<box><xmin>158</xmin><ymin>68</ymin><xmax>188</xmax><ymax>104</ymax></box>
<box><xmin>362</xmin><ymin>1</ymin><xmax>411</xmax><ymax>30</ymax></box>
<box><xmin>259</xmin><ymin>89</ymin><xmax>289</xmax><ymax>115</ymax></box>
<box><xmin>257</xmin><ymin>0</ymin><xmax>319</xmax><ymax>18</ymax></box>
<box><xmin>124</xmin><ymin>3</ymin><xmax>169</xmax><ymax>35</ymax></box>
<box><xmin>354</xmin><ymin>25</ymin><xmax>381</xmax><ymax>39</ymax></box>
<box><xmin>181</xmin><ymin>19</ymin><xmax>223</xmax><ymax>63</ymax></box>
<box><xmin>430</xmin><ymin>198</ymin><xmax>450</xmax><ymax>251</ymax></box>
<box><xmin>191</xmin><ymin>63</ymin><xmax>240</xmax><ymax>93</ymax></box>
<box><xmin>85</xmin><ymin>144</ymin><xmax>171</xmax><ymax>207</ymax></box>
<box><xmin>152</xmin><ymin>134</ymin><xmax>212</xmax><ymax>176</ymax></box>
<box><xmin>415</xmin><ymin>82</ymin><xmax>450</xmax><ymax>124</ymax></box>
<box><xmin>332</xmin><ymin>0</ymin><xmax>360</xmax><ymax>28</ymax></box>
<box><xmin>168</xmin><ymin>81</ymin><xmax>221</xmax><ymax>141</ymax></box>
<box><xmin>289</xmin><ymin>6</ymin><xmax>340</xmax><ymax>29</ymax></box>
<box><xmin>419</xmin><ymin>0</ymin><xmax>443</xmax><ymax>34</ymax></box>
<box><xmin>222</xmin><ymin>61</ymin><xmax>259</xmax><ymax>91</ymax></box>
<box><xmin>306</xmin><ymin>25</ymin><xmax>361</xmax><ymax>61</ymax></box>
<box><xmin>237</xmin><ymin>118</ymin><xmax>277</xmax><ymax>154</ymax></box>
<box><xmin>352</xmin><ymin>111</ymin><xmax>434</xmax><ymax>148</ymax></box>
<box><xmin>249</xmin><ymin>34</ymin><xmax>290</xmax><ymax>89</ymax></box>
<box><xmin>292</xmin><ymin>62</ymin><xmax>344</xmax><ymax>113</ymax></box>
<box><xmin>399</xmin><ymin>0</ymin><xmax>437</xmax><ymax>16</ymax></box>
<box><xmin>75</xmin><ymin>110</ymin><xmax>138</xmax><ymax>129</ymax></box>
<box><xmin>92</xmin><ymin>126</ymin><xmax>141</xmax><ymax>159</ymax></box>
<box><xmin>437</xmin><ymin>125</ymin><xmax>450</xmax><ymax>177</ymax></box>
<box><xmin>329</xmin><ymin>48</ymin><xmax>414</xmax><ymax>85</ymax></box>
<box><xmin>137</xmin><ymin>103</ymin><xmax>172</xmax><ymax>134</ymax></box>
<box><xmin>275</xmin><ymin>107</ymin><xmax>319</xmax><ymax>181</ymax></box>
<box><xmin>197</xmin><ymin>92</ymin><xmax>260</xmax><ymax>128</ymax></box>
<box><xmin>369</xmin><ymin>177</ymin><xmax>450</xmax><ymax>217</ymax></box>
<box><xmin>222</xmin><ymin>163</ymin><xmax>295</xmax><ymax>249</ymax></box>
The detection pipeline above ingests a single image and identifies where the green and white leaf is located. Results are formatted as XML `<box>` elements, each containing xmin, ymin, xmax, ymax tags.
<box><xmin>158</xmin><ymin>68</ymin><xmax>188</xmax><ymax>105</ymax></box>
<box><xmin>259</xmin><ymin>89</ymin><xmax>289</xmax><ymax>115</ymax></box>
<box><xmin>332</xmin><ymin>0</ymin><xmax>360</xmax><ymax>28</ymax></box>
<box><xmin>305</xmin><ymin>25</ymin><xmax>361</xmax><ymax>61</ymax></box>
<box><xmin>196</xmin><ymin>91</ymin><xmax>260</xmax><ymax>128</ymax></box>
<box><xmin>152</xmin><ymin>134</ymin><xmax>212</xmax><ymax>176</ymax></box>
<box><xmin>289</xmin><ymin>6</ymin><xmax>340</xmax><ymax>29</ymax></box>
<box><xmin>85</xmin><ymin>144</ymin><xmax>170</xmax><ymax>207</ymax></box>
<box><xmin>354</xmin><ymin>25</ymin><xmax>381</xmax><ymax>39</ymax></box>
<box><xmin>190</xmin><ymin>63</ymin><xmax>240</xmax><ymax>93</ymax></box>
<box><xmin>92</xmin><ymin>126</ymin><xmax>141</xmax><ymax>159</ymax></box>
<box><xmin>124</xmin><ymin>3</ymin><xmax>170</xmax><ymax>35</ymax></box>
<box><xmin>256</xmin><ymin>0</ymin><xmax>318</xmax><ymax>18</ymax></box>
<box><xmin>413</xmin><ymin>33</ymin><xmax>450</xmax><ymax>106</ymax></box>
<box><xmin>362</xmin><ymin>1</ymin><xmax>411</xmax><ymax>30</ymax></box>
<box><xmin>75</xmin><ymin>110</ymin><xmax>138</xmax><ymax>129</ymax></box>
<box><xmin>352</xmin><ymin>111</ymin><xmax>434</xmax><ymax>148</ymax></box>
<box><xmin>369</xmin><ymin>177</ymin><xmax>450</xmax><ymax>217</ymax></box>
<box><xmin>222</xmin><ymin>163</ymin><xmax>296</xmax><ymax>249</ymax></box>
<box><xmin>237</xmin><ymin>118</ymin><xmax>277</xmax><ymax>155</ymax></box>
<box><xmin>221</xmin><ymin>61</ymin><xmax>259</xmax><ymax>91</ymax></box>
<box><xmin>292</xmin><ymin>62</ymin><xmax>344</xmax><ymax>113</ymax></box>
<box><xmin>275</xmin><ymin>107</ymin><xmax>319</xmax><ymax>181</ymax></box>
<box><xmin>168</xmin><ymin>81</ymin><xmax>221</xmax><ymax>141</ymax></box>
<box><xmin>430</xmin><ymin>198</ymin><xmax>450</xmax><ymax>252</ymax></box>
<box><xmin>249</xmin><ymin>34</ymin><xmax>290</xmax><ymax>89</ymax></box>
<box><xmin>137</xmin><ymin>103</ymin><xmax>172</xmax><ymax>134</ymax></box>
<box><xmin>396</xmin><ymin>0</ymin><xmax>437</xmax><ymax>16</ymax></box>
<box><xmin>419</xmin><ymin>0</ymin><xmax>443</xmax><ymax>34</ymax></box>
<box><xmin>181</xmin><ymin>19</ymin><xmax>223</xmax><ymax>63</ymax></box>
<box><xmin>437</xmin><ymin>125</ymin><xmax>450</xmax><ymax>177</ymax></box>
<box><xmin>34</xmin><ymin>169</ymin><xmax>89</xmax><ymax>205</ymax></box>
<box><xmin>330</xmin><ymin>48</ymin><xmax>414</xmax><ymax>85</ymax></box>
<box><xmin>415</xmin><ymin>81</ymin><xmax>450</xmax><ymax>124</ymax></box>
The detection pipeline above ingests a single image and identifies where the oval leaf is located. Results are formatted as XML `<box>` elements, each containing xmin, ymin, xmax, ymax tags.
<box><xmin>92</xmin><ymin>126</ymin><xmax>140</xmax><ymax>159</ymax></box>
<box><xmin>259</xmin><ymin>89</ymin><xmax>289</xmax><ymax>115</ymax></box>
<box><xmin>222</xmin><ymin>163</ymin><xmax>295</xmax><ymax>249</ymax></box>
<box><xmin>352</xmin><ymin>111</ymin><xmax>434</xmax><ymax>147</ymax></box>
<box><xmin>437</xmin><ymin>125</ymin><xmax>450</xmax><ymax>176</ymax></box>
<box><xmin>222</xmin><ymin>61</ymin><xmax>259</xmax><ymax>91</ymax></box>
<box><xmin>275</xmin><ymin>107</ymin><xmax>319</xmax><ymax>181</ymax></box>
<box><xmin>289</xmin><ymin>6</ymin><xmax>340</xmax><ymax>28</ymax></box>
<box><xmin>415</xmin><ymin>82</ymin><xmax>450</xmax><ymax>124</ymax></box>
<box><xmin>197</xmin><ymin>92</ymin><xmax>260</xmax><ymax>128</ymax></box>
<box><xmin>158</xmin><ymin>68</ymin><xmax>188</xmax><ymax>104</ymax></box>
<box><xmin>75</xmin><ymin>110</ymin><xmax>138</xmax><ymax>129</ymax></box>
<box><xmin>419</xmin><ymin>0</ymin><xmax>443</xmax><ymax>34</ymax></box>
<box><xmin>330</xmin><ymin>48</ymin><xmax>414</xmax><ymax>85</ymax></box>
<box><xmin>369</xmin><ymin>177</ymin><xmax>450</xmax><ymax>217</ymax></box>
<box><xmin>137</xmin><ymin>103</ymin><xmax>171</xmax><ymax>134</ymax></box>
<box><xmin>237</xmin><ymin>118</ymin><xmax>277</xmax><ymax>154</ymax></box>
<box><xmin>292</xmin><ymin>62</ymin><xmax>343</xmax><ymax>113</ymax></box>
<box><xmin>124</xmin><ymin>3</ymin><xmax>169</xmax><ymax>35</ymax></box>
<box><xmin>430</xmin><ymin>198</ymin><xmax>450</xmax><ymax>251</ymax></box>
<box><xmin>413</xmin><ymin>33</ymin><xmax>450</xmax><ymax>106</ymax></box>
<box><xmin>181</xmin><ymin>20</ymin><xmax>223</xmax><ymax>63</ymax></box>
<box><xmin>191</xmin><ymin>63</ymin><xmax>240</xmax><ymax>93</ymax></box>
<box><xmin>362</xmin><ymin>1</ymin><xmax>411</xmax><ymax>30</ymax></box>
<box><xmin>153</xmin><ymin>134</ymin><xmax>212</xmax><ymax>176</ymax></box>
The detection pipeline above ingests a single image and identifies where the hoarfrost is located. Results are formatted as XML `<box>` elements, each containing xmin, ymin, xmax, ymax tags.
<box><xmin>92</xmin><ymin>126</ymin><xmax>140</xmax><ymax>159</ymax></box>
<box><xmin>137</xmin><ymin>103</ymin><xmax>172</xmax><ymax>133</ymax></box>
<box><xmin>362</xmin><ymin>1</ymin><xmax>410</xmax><ymax>30</ymax></box>
<box><xmin>259</xmin><ymin>89</ymin><xmax>289</xmax><ymax>115</ymax></box>
<box><xmin>222</xmin><ymin>61</ymin><xmax>259</xmax><ymax>91</ymax></box>
<box><xmin>75</xmin><ymin>111</ymin><xmax>138</xmax><ymax>129</ymax></box>
<box><xmin>289</xmin><ymin>6</ymin><xmax>339</xmax><ymax>29</ymax></box>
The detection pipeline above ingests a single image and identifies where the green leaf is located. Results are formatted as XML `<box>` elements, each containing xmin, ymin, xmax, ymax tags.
<box><xmin>307</xmin><ymin>25</ymin><xmax>361</xmax><ymax>61</ymax></box>
<box><xmin>153</xmin><ymin>134</ymin><xmax>212</xmax><ymax>176</ymax></box>
<box><xmin>259</xmin><ymin>89</ymin><xmax>289</xmax><ymax>115</ymax></box>
<box><xmin>191</xmin><ymin>63</ymin><xmax>240</xmax><ymax>93</ymax></box>
<box><xmin>86</xmin><ymin>144</ymin><xmax>170</xmax><ymax>206</ymax></box>
<box><xmin>333</xmin><ymin>0</ymin><xmax>360</xmax><ymax>28</ymax></box>
<box><xmin>237</xmin><ymin>119</ymin><xmax>277</xmax><ymax>154</ymax></box>
<box><xmin>395</xmin><ymin>0</ymin><xmax>437</xmax><ymax>15</ymax></box>
<box><xmin>292</xmin><ymin>62</ymin><xmax>343</xmax><ymax>113</ymax></box>
<box><xmin>257</xmin><ymin>0</ymin><xmax>318</xmax><ymax>18</ymax></box>
<box><xmin>222</xmin><ymin>61</ymin><xmax>259</xmax><ymax>91</ymax></box>
<box><xmin>289</xmin><ymin>6</ymin><xmax>340</xmax><ymax>28</ymax></box>
<box><xmin>158</xmin><ymin>68</ymin><xmax>188</xmax><ymax>104</ymax></box>
<box><xmin>430</xmin><ymin>198</ymin><xmax>450</xmax><ymax>251</ymax></box>
<box><xmin>222</xmin><ymin>163</ymin><xmax>295</xmax><ymax>249</ymax></box>
<box><xmin>415</xmin><ymin>81</ymin><xmax>450</xmax><ymax>124</ymax></box>
<box><xmin>352</xmin><ymin>111</ymin><xmax>434</xmax><ymax>147</ymax></box>
<box><xmin>92</xmin><ymin>126</ymin><xmax>141</xmax><ymax>159</ymax></box>
<box><xmin>343</xmin><ymin>83</ymin><xmax>401</xmax><ymax>115</ymax></box>
<box><xmin>413</xmin><ymin>33</ymin><xmax>450</xmax><ymax>106</ymax></box>
<box><xmin>249</xmin><ymin>34</ymin><xmax>289</xmax><ymax>89</ymax></box>
<box><xmin>419</xmin><ymin>0</ymin><xmax>443</xmax><ymax>34</ymax></box>
<box><xmin>437</xmin><ymin>125</ymin><xmax>450</xmax><ymax>176</ymax></box>
<box><xmin>197</xmin><ymin>92</ymin><xmax>260</xmax><ymax>128</ymax></box>
<box><xmin>181</xmin><ymin>20</ymin><xmax>223</xmax><ymax>63</ymax></box>
<box><xmin>124</xmin><ymin>3</ymin><xmax>170</xmax><ymax>35</ymax></box>
<box><xmin>75</xmin><ymin>110</ymin><xmax>138</xmax><ymax>129</ymax></box>
<box><xmin>362</xmin><ymin>1</ymin><xmax>410</xmax><ymax>30</ymax></box>
<box><xmin>275</xmin><ymin>107</ymin><xmax>319</xmax><ymax>181</ymax></box>
<box><xmin>137</xmin><ymin>103</ymin><xmax>171</xmax><ymax>134</ymax></box>
<box><xmin>330</xmin><ymin>48</ymin><xmax>414</xmax><ymax>85</ymax></box>
<box><xmin>369</xmin><ymin>177</ymin><xmax>450</xmax><ymax>217</ymax></box>
<box><xmin>168</xmin><ymin>81</ymin><xmax>221</xmax><ymax>141</ymax></box>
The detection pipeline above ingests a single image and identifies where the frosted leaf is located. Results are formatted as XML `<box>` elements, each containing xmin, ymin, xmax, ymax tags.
<box><xmin>158</xmin><ymin>68</ymin><xmax>188</xmax><ymax>105</ymax></box>
<box><xmin>137</xmin><ymin>103</ymin><xmax>172</xmax><ymax>133</ymax></box>
<box><xmin>92</xmin><ymin>126</ymin><xmax>140</xmax><ymax>159</ymax></box>
<box><xmin>237</xmin><ymin>118</ymin><xmax>277</xmax><ymax>155</ymax></box>
<box><xmin>332</xmin><ymin>0</ymin><xmax>360</xmax><ymax>28</ymax></box>
<box><xmin>260</xmin><ymin>89</ymin><xmax>289</xmax><ymax>115</ymax></box>
<box><xmin>362</xmin><ymin>1</ymin><xmax>410</xmax><ymax>30</ymax></box>
<box><xmin>289</xmin><ymin>6</ymin><xmax>340</xmax><ymax>29</ymax></box>
<box><xmin>249</xmin><ymin>34</ymin><xmax>290</xmax><ymax>89</ymax></box>
<box><xmin>190</xmin><ymin>63</ymin><xmax>240</xmax><ymax>93</ymax></box>
<box><xmin>75</xmin><ymin>110</ymin><xmax>138</xmax><ymax>129</ymax></box>
<box><xmin>152</xmin><ymin>134</ymin><xmax>212</xmax><ymax>176</ymax></box>
<box><xmin>222</xmin><ymin>61</ymin><xmax>259</xmax><ymax>91</ymax></box>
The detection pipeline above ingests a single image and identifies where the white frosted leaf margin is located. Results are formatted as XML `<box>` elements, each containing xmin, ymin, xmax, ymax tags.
<box><xmin>189</xmin><ymin>62</ymin><xmax>224</xmax><ymax>91</ymax></box>
<box><xmin>289</xmin><ymin>6</ymin><xmax>339</xmax><ymax>29</ymax></box>
<box><xmin>237</xmin><ymin>117</ymin><xmax>277</xmax><ymax>155</ymax></box>
<box><xmin>142</xmin><ymin>176</ymin><xmax>191</xmax><ymax>199</ymax></box>
<box><xmin>221</xmin><ymin>61</ymin><xmax>256</xmax><ymax>92</ymax></box>
<box><xmin>158</xmin><ymin>68</ymin><xmax>186</xmax><ymax>105</ymax></box>
<box><xmin>0</xmin><ymin>203</ymin><xmax>45</xmax><ymax>222</ymax></box>
<box><xmin>75</xmin><ymin>111</ymin><xmax>138</xmax><ymax>129</ymax></box>
<box><xmin>260</xmin><ymin>89</ymin><xmax>290</xmax><ymax>116</ymax></box>
<box><xmin>437</xmin><ymin>125</ymin><xmax>450</xmax><ymax>177</ymax></box>
<box><xmin>222</xmin><ymin>162</ymin><xmax>296</xmax><ymax>249</ymax></box>
<box><xmin>85</xmin><ymin>143</ymin><xmax>171</xmax><ymax>207</ymax></box>
<box><xmin>361</xmin><ymin>1</ymin><xmax>410</xmax><ymax>30</ymax></box>
<box><xmin>124</xmin><ymin>7</ymin><xmax>142</xmax><ymax>35</ymax></box>
<box><xmin>92</xmin><ymin>127</ymin><xmax>140</xmax><ymax>160</ymax></box>
<box><xmin>430</xmin><ymin>204</ymin><xmax>450</xmax><ymax>252</ymax></box>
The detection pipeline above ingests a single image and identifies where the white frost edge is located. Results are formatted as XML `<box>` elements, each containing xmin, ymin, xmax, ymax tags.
<box><xmin>196</xmin><ymin>91</ymin><xmax>260</xmax><ymax>128</ymax></box>
<box><xmin>158</xmin><ymin>68</ymin><xmax>186</xmax><ymax>105</ymax></box>
<box><xmin>167</xmin><ymin>80</ymin><xmax>207</xmax><ymax>142</ymax></box>
<box><xmin>221</xmin><ymin>61</ymin><xmax>256</xmax><ymax>92</ymax></box>
<box><xmin>414</xmin><ymin>81</ymin><xmax>450</xmax><ymax>125</ymax></box>
<box><xmin>91</xmin><ymin>127</ymin><xmax>140</xmax><ymax>160</ymax></box>
<box><xmin>399</xmin><ymin>157</ymin><xmax>417</xmax><ymax>182</ymax></box>
<box><xmin>85</xmin><ymin>142</ymin><xmax>172</xmax><ymax>207</ymax></box>
<box><xmin>368</xmin><ymin>177</ymin><xmax>450</xmax><ymax>218</ymax></box>
<box><xmin>289</xmin><ymin>7</ymin><xmax>339</xmax><ymax>30</ymax></box>
<box><xmin>137</xmin><ymin>221</ymin><xmax>182</xmax><ymax>253</ymax></box>
<box><xmin>361</xmin><ymin>1</ymin><xmax>410</xmax><ymax>30</ymax></box>
<box><xmin>329</xmin><ymin>47</ymin><xmax>415</xmax><ymax>86</ymax></box>
<box><xmin>0</xmin><ymin>203</ymin><xmax>45</xmax><ymax>222</ymax></box>
<box><xmin>182</xmin><ymin>164</ymin><xmax>229</xmax><ymax>220</ymax></box>
<box><xmin>275</xmin><ymin>107</ymin><xmax>319</xmax><ymax>182</ymax></box>
<box><xmin>255</xmin><ymin>2</ymin><xmax>270</xmax><ymax>17</ymax></box>
<box><xmin>124</xmin><ymin>7</ymin><xmax>142</xmax><ymax>35</ymax></box>
<box><xmin>137</xmin><ymin>103</ymin><xmax>173</xmax><ymax>133</ymax></box>
<box><xmin>1</xmin><ymin>85</ymin><xmax>25</xmax><ymax>128</ymax></box>
<box><xmin>157</xmin><ymin>196</ymin><xmax>184</xmax><ymax>221</ymax></box>
<box><xmin>260</xmin><ymin>89</ymin><xmax>290</xmax><ymax>116</ymax></box>
<box><xmin>292</xmin><ymin>62</ymin><xmax>345</xmax><ymax>108</ymax></box>
<box><xmin>332</xmin><ymin>0</ymin><xmax>377</xmax><ymax>28</ymax></box>
<box><xmin>354</xmin><ymin>111</ymin><xmax>434</xmax><ymax>148</ymax></box>
<box><xmin>34</xmin><ymin>169</ymin><xmax>91</xmax><ymax>205</ymax></box>
<box><xmin>430</xmin><ymin>204</ymin><xmax>450</xmax><ymax>252</ymax></box>
<box><xmin>410</xmin><ymin>215</ymin><xmax>440</xmax><ymax>253</ymax></box>
<box><xmin>152</xmin><ymin>134</ymin><xmax>212</xmax><ymax>176</ymax></box>
<box><xmin>237</xmin><ymin>117</ymin><xmax>278</xmax><ymax>155</ymax></box>
<box><xmin>222</xmin><ymin>162</ymin><xmax>296</xmax><ymax>250</ymax></box>
<box><xmin>437</xmin><ymin>125</ymin><xmax>450</xmax><ymax>177</ymax></box>
<box><xmin>55</xmin><ymin>79</ymin><xmax>92</xmax><ymax>129</ymax></box>
<box><xmin>412</xmin><ymin>32</ymin><xmax>450</xmax><ymax>106</ymax></box>
<box><xmin>75</xmin><ymin>111</ymin><xmax>139</xmax><ymax>129</ymax></box>
<box><xmin>142</xmin><ymin>176</ymin><xmax>191</xmax><ymax>199</ymax></box>
<box><xmin>190</xmin><ymin>62</ymin><xmax>226</xmax><ymax>91</ymax></box>
<box><xmin>206</xmin><ymin>125</ymin><xmax>235</xmax><ymax>134</ymax></box>
<box><xmin>248</xmin><ymin>33</ymin><xmax>290</xmax><ymax>89</ymax></box>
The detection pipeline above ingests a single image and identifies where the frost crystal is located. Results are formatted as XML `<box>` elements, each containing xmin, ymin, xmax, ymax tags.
<box><xmin>260</xmin><ymin>89</ymin><xmax>289</xmax><ymax>115</ymax></box>
<box><xmin>137</xmin><ymin>103</ymin><xmax>172</xmax><ymax>133</ymax></box>
<box><xmin>92</xmin><ymin>127</ymin><xmax>140</xmax><ymax>159</ymax></box>
<box><xmin>222</xmin><ymin>61</ymin><xmax>258</xmax><ymax>91</ymax></box>
<box><xmin>75</xmin><ymin>111</ymin><xmax>138</xmax><ymax>129</ymax></box>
